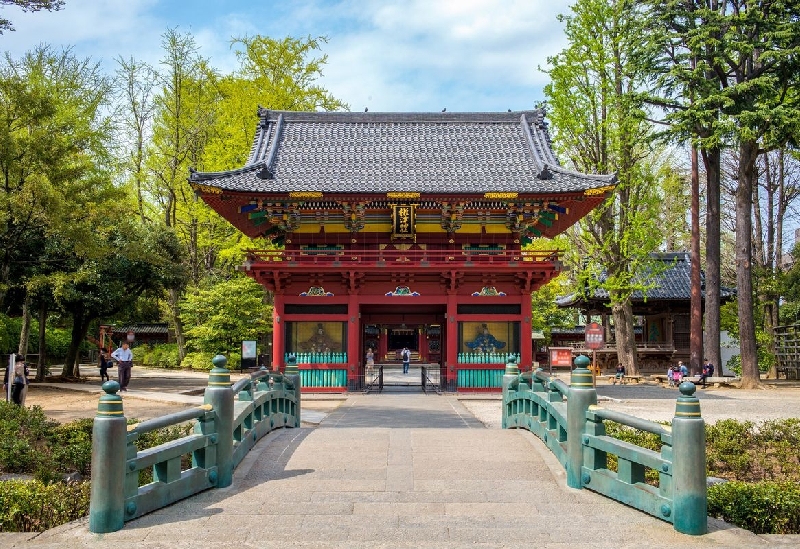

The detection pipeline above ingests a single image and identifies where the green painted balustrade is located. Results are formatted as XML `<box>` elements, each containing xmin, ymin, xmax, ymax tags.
<box><xmin>457</xmin><ymin>368</ymin><xmax>505</xmax><ymax>388</ymax></box>
<box><xmin>89</xmin><ymin>356</ymin><xmax>301</xmax><ymax>534</ymax></box>
<box><xmin>502</xmin><ymin>355</ymin><xmax>707</xmax><ymax>536</ymax></box>
<box><xmin>300</xmin><ymin>368</ymin><xmax>348</xmax><ymax>388</ymax></box>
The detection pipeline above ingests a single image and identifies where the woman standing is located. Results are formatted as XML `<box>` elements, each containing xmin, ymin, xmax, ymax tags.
<box><xmin>365</xmin><ymin>347</ymin><xmax>375</xmax><ymax>379</ymax></box>
<box><xmin>3</xmin><ymin>354</ymin><xmax>29</xmax><ymax>405</ymax></box>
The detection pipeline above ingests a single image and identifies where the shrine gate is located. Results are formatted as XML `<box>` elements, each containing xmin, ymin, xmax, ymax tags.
<box><xmin>190</xmin><ymin>109</ymin><xmax>614</xmax><ymax>391</ymax></box>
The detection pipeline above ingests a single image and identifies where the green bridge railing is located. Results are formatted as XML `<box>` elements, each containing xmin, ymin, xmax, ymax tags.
<box><xmin>88</xmin><ymin>355</ymin><xmax>301</xmax><ymax>533</ymax></box>
<box><xmin>502</xmin><ymin>355</ymin><xmax>707</xmax><ymax>536</ymax></box>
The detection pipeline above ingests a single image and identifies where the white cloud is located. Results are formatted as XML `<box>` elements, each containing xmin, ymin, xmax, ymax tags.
<box><xmin>0</xmin><ymin>0</ymin><xmax>570</xmax><ymax>112</ymax></box>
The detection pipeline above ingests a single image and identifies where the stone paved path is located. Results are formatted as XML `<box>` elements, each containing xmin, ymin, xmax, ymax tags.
<box><xmin>10</xmin><ymin>392</ymin><xmax>779</xmax><ymax>548</ymax></box>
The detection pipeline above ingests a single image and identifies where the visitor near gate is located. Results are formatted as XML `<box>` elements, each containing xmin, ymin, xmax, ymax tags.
<box><xmin>365</xmin><ymin>347</ymin><xmax>375</xmax><ymax>378</ymax></box>
<box><xmin>3</xmin><ymin>354</ymin><xmax>29</xmax><ymax>405</ymax></box>
<box><xmin>111</xmin><ymin>342</ymin><xmax>134</xmax><ymax>392</ymax></box>
<box><xmin>612</xmin><ymin>363</ymin><xmax>625</xmax><ymax>384</ymax></box>
<box><xmin>402</xmin><ymin>347</ymin><xmax>410</xmax><ymax>374</ymax></box>
<box><xmin>98</xmin><ymin>349</ymin><xmax>110</xmax><ymax>382</ymax></box>
<box><xmin>698</xmin><ymin>359</ymin><xmax>714</xmax><ymax>387</ymax></box>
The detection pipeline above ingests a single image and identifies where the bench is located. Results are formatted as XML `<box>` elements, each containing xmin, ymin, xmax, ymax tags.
<box><xmin>606</xmin><ymin>374</ymin><xmax>643</xmax><ymax>385</ymax></box>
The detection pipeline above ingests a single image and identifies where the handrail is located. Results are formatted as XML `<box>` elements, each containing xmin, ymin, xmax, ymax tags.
<box><xmin>88</xmin><ymin>356</ymin><xmax>301</xmax><ymax>534</ymax></box>
<box><xmin>502</xmin><ymin>358</ymin><xmax>707</xmax><ymax>536</ymax></box>
<box><xmin>246</xmin><ymin>248</ymin><xmax>560</xmax><ymax>267</ymax></box>
<box><xmin>587</xmin><ymin>406</ymin><xmax>671</xmax><ymax>438</ymax></box>
<box><xmin>128</xmin><ymin>405</ymin><xmax>212</xmax><ymax>435</ymax></box>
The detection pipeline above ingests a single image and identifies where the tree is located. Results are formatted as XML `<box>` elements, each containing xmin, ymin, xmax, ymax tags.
<box><xmin>544</xmin><ymin>0</ymin><xmax>663</xmax><ymax>375</ymax></box>
<box><xmin>180</xmin><ymin>276</ymin><xmax>271</xmax><ymax>353</ymax></box>
<box><xmin>54</xmin><ymin>221</ymin><xmax>186</xmax><ymax>377</ymax></box>
<box><xmin>0</xmin><ymin>45</ymin><xmax>113</xmax><ymax>310</ymax></box>
<box><xmin>645</xmin><ymin>1</ymin><xmax>800</xmax><ymax>388</ymax></box>
<box><xmin>0</xmin><ymin>0</ymin><xmax>63</xmax><ymax>34</ymax></box>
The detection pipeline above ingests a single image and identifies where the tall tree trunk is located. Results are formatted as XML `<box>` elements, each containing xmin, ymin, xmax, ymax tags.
<box><xmin>18</xmin><ymin>293</ymin><xmax>31</xmax><ymax>356</ymax></box>
<box><xmin>736</xmin><ymin>140</ymin><xmax>760</xmax><ymax>388</ymax></box>
<box><xmin>168</xmin><ymin>288</ymin><xmax>186</xmax><ymax>362</ymax></box>
<box><xmin>701</xmin><ymin>148</ymin><xmax>721</xmax><ymax>374</ymax></box>
<box><xmin>690</xmin><ymin>147</ymin><xmax>703</xmax><ymax>374</ymax></box>
<box><xmin>612</xmin><ymin>299</ymin><xmax>639</xmax><ymax>375</ymax></box>
<box><xmin>36</xmin><ymin>301</ymin><xmax>47</xmax><ymax>382</ymax></box>
<box><xmin>62</xmin><ymin>309</ymin><xmax>90</xmax><ymax>378</ymax></box>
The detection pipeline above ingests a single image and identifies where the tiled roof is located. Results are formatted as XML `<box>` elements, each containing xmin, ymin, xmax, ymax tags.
<box><xmin>190</xmin><ymin>109</ymin><xmax>615</xmax><ymax>194</ymax></box>
<box><xmin>556</xmin><ymin>252</ymin><xmax>737</xmax><ymax>306</ymax></box>
<box><xmin>112</xmin><ymin>324</ymin><xmax>169</xmax><ymax>335</ymax></box>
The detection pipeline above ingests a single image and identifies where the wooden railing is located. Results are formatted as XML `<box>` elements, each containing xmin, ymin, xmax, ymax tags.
<box><xmin>502</xmin><ymin>357</ymin><xmax>707</xmax><ymax>536</ymax></box>
<box><xmin>88</xmin><ymin>357</ymin><xmax>300</xmax><ymax>533</ymax></box>
<box><xmin>246</xmin><ymin>248</ymin><xmax>560</xmax><ymax>267</ymax></box>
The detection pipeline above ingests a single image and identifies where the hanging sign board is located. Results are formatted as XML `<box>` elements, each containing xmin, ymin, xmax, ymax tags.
<box><xmin>549</xmin><ymin>347</ymin><xmax>573</xmax><ymax>368</ymax></box>
<box><xmin>585</xmin><ymin>322</ymin><xmax>604</xmax><ymax>350</ymax></box>
<box><xmin>392</xmin><ymin>204</ymin><xmax>416</xmax><ymax>239</ymax></box>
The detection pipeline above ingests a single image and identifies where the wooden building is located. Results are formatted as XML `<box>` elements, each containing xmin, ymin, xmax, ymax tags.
<box><xmin>554</xmin><ymin>252</ymin><xmax>735</xmax><ymax>372</ymax></box>
<box><xmin>190</xmin><ymin>109</ymin><xmax>614</xmax><ymax>391</ymax></box>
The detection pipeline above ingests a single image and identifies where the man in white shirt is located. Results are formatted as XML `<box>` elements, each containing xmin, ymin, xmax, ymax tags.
<box><xmin>111</xmin><ymin>342</ymin><xmax>134</xmax><ymax>391</ymax></box>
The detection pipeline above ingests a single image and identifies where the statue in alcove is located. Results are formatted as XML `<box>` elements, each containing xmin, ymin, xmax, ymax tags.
<box><xmin>300</xmin><ymin>323</ymin><xmax>340</xmax><ymax>353</ymax></box>
<box><xmin>465</xmin><ymin>323</ymin><xmax>506</xmax><ymax>353</ymax></box>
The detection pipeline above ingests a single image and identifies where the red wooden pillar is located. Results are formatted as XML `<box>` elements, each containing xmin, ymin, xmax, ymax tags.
<box><xmin>272</xmin><ymin>296</ymin><xmax>285</xmax><ymax>372</ymax></box>
<box><xmin>446</xmin><ymin>292</ymin><xmax>458</xmax><ymax>386</ymax></box>
<box><xmin>520</xmin><ymin>292</ymin><xmax>533</xmax><ymax>370</ymax></box>
<box><xmin>347</xmin><ymin>293</ymin><xmax>359</xmax><ymax>384</ymax></box>
<box><xmin>379</xmin><ymin>326</ymin><xmax>387</xmax><ymax>362</ymax></box>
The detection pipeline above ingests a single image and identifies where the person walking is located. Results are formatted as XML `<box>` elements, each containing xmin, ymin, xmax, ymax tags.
<box><xmin>3</xmin><ymin>354</ymin><xmax>29</xmax><ymax>405</ymax></box>
<box><xmin>98</xmin><ymin>349</ymin><xmax>110</xmax><ymax>382</ymax></box>
<box><xmin>365</xmin><ymin>347</ymin><xmax>375</xmax><ymax>379</ymax></box>
<box><xmin>401</xmin><ymin>347</ymin><xmax>410</xmax><ymax>374</ymax></box>
<box><xmin>111</xmin><ymin>342</ymin><xmax>134</xmax><ymax>392</ymax></box>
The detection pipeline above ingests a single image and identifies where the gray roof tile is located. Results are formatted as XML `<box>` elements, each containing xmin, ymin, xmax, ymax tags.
<box><xmin>556</xmin><ymin>252</ymin><xmax>736</xmax><ymax>306</ymax></box>
<box><xmin>190</xmin><ymin>109</ymin><xmax>615</xmax><ymax>194</ymax></box>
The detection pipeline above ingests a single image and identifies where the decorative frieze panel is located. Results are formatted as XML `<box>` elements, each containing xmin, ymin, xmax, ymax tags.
<box><xmin>440</xmin><ymin>202</ymin><xmax>466</xmax><ymax>232</ymax></box>
<box><xmin>341</xmin><ymin>201</ymin><xmax>367</xmax><ymax>232</ymax></box>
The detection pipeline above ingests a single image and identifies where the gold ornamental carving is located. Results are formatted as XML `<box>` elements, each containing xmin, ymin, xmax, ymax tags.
<box><xmin>191</xmin><ymin>183</ymin><xmax>223</xmax><ymax>195</ymax></box>
<box><xmin>387</xmin><ymin>192</ymin><xmax>420</xmax><ymax>199</ymax></box>
<box><xmin>584</xmin><ymin>185</ymin><xmax>616</xmax><ymax>196</ymax></box>
<box><xmin>289</xmin><ymin>191</ymin><xmax>323</xmax><ymax>199</ymax></box>
<box><xmin>484</xmin><ymin>192</ymin><xmax>518</xmax><ymax>199</ymax></box>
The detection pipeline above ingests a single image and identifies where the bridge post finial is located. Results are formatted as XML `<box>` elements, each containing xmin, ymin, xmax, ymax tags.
<box><xmin>566</xmin><ymin>355</ymin><xmax>596</xmax><ymax>489</ymax></box>
<box><xmin>671</xmin><ymin>381</ymin><xmax>707</xmax><ymax>535</ymax></box>
<box><xmin>89</xmin><ymin>381</ymin><xmax>126</xmax><ymax>533</ymax></box>
<box><xmin>501</xmin><ymin>355</ymin><xmax>520</xmax><ymax>428</ymax></box>
<box><xmin>283</xmin><ymin>354</ymin><xmax>301</xmax><ymax>427</ymax></box>
<box><xmin>206</xmin><ymin>355</ymin><xmax>234</xmax><ymax>487</ymax></box>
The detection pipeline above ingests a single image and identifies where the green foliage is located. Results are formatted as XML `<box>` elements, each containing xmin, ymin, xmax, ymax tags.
<box><xmin>180</xmin><ymin>276</ymin><xmax>271</xmax><ymax>353</ymax></box>
<box><xmin>708</xmin><ymin>481</ymin><xmax>800</xmax><ymax>535</ymax></box>
<box><xmin>0</xmin><ymin>480</ymin><xmax>90</xmax><ymax>533</ymax></box>
<box><xmin>707</xmin><ymin>418</ymin><xmax>800</xmax><ymax>483</ymax></box>
<box><xmin>0</xmin><ymin>403</ymin><xmax>57</xmax><ymax>474</ymax></box>
<box><xmin>180</xmin><ymin>351</ymin><xmax>216</xmax><ymax>371</ymax></box>
<box><xmin>137</xmin><ymin>343</ymin><xmax>181</xmax><ymax>369</ymax></box>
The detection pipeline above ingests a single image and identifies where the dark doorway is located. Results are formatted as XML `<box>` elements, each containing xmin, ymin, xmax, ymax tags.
<box><xmin>388</xmin><ymin>326</ymin><xmax>418</xmax><ymax>353</ymax></box>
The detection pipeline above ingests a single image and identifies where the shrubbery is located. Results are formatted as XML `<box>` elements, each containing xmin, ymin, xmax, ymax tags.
<box><xmin>603</xmin><ymin>417</ymin><xmax>800</xmax><ymax>533</ymax></box>
<box><xmin>137</xmin><ymin>343</ymin><xmax>181</xmax><ymax>369</ymax></box>
<box><xmin>707</xmin><ymin>481</ymin><xmax>800</xmax><ymax>534</ymax></box>
<box><xmin>0</xmin><ymin>480</ymin><xmax>90</xmax><ymax>532</ymax></box>
<box><xmin>0</xmin><ymin>402</ymin><xmax>194</xmax><ymax>532</ymax></box>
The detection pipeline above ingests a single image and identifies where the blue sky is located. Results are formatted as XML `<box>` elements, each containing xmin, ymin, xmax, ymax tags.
<box><xmin>1</xmin><ymin>0</ymin><xmax>571</xmax><ymax>112</ymax></box>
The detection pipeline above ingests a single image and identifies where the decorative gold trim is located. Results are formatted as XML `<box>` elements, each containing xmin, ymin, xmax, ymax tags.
<box><xmin>584</xmin><ymin>185</ymin><xmax>616</xmax><ymax>196</ymax></box>
<box><xmin>484</xmin><ymin>192</ymin><xmax>518</xmax><ymax>199</ymax></box>
<box><xmin>387</xmin><ymin>192</ymin><xmax>420</xmax><ymax>199</ymax></box>
<box><xmin>289</xmin><ymin>191</ymin><xmax>323</xmax><ymax>199</ymax></box>
<box><xmin>191</xmin><ymin>183</ymin><xmax>223</xmax><ymax>195</ymax></box>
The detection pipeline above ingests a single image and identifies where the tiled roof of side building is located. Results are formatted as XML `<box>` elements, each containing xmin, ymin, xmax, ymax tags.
<box><xmin>189</xmin><ymin>109</ymin><xmax>616</xmax><ymax>194</ymax></box>
<box><xmin>556</xmin><ymin>252</ymin><xmax>737</xmax><ymax>307</ymax></box>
